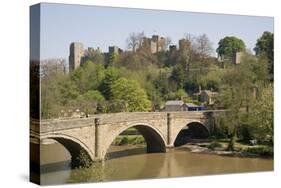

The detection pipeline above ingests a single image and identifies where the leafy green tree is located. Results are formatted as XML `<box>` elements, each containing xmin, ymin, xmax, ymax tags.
<box><xmin>216</xmin><ymin>64</ymin><xmax>254</xmax><ymax>151</ymax></box>
<box><xmin>166</xmin><ymin>89</ymin><xmax>188</xmax><ymax>101</ymax></box>
<box><xmin>107</xmin><ymin>52</ymin><xmax>119</xmax><ymax>67</ymax></box>
<box><xmin>40</xmin><ymin>59</ymin><xmax>68</xmax><ymax>118</ymax></box>
<box><xmin>154</xmin><ymin>69</ymin><xmax>170</xmax><ymax>97</ymax></box>
<box><xmin>254</xmin><ymin>31</ymin><xmax>274</xmax><ymax>76</ymax></box>
<box><xmin>71</xmin><ymin>61</ymin><xmax>105</xmax><ymax>93</ymax></box>
<box><xmin>82</xmin><ymin>90</ymin><xmax>105</xmax><ymax>101</ymax></box>
<box><xmin>170</xmin><ymin>65</ymin><xmax>185</xmax><ymax>90</ymax></box>
<box><xmin>99</xmin><ymin>67</ymin><xmax>123</xmax><ymax>99</ymax></box>
<box><xmin>216</xmin><ymin>36</ymin><xmax>246</xmax><ymax>59</ymax></box>
<box><xmin>249</xmin><ymin>85</ymin><xmax>273</xmax><ymax>145</ymax></box>
<box><xmin>110</xmin><ymin>78</ymin><xmax>151</xmax><ymax>112</ymax></box>
<box><xmin>59</xmin><ymin>78</ymin><xmax>80</xmax><ymax>105</ymax></box>
<box><xmin>75</xmin><ymin>90</ymin><xmax>105</xmax><ymax>117</ymax></box>
<box><xmin>198</xmin><ymin>65</ymin><xmax>225</xmax><ymax>91</ymax></box>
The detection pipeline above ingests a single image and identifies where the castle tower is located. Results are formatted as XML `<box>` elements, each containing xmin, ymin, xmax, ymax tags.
<box><xmin>69</xmin><ymin>42</ymin><xmax>84</xmax><ymax>72</ymax></box>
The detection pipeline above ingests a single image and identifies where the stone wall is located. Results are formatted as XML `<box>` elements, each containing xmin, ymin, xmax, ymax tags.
<box><xmin>31</xmin><ymin>111</ymin><xmax>220</xmax><ymax>163</ymax></box>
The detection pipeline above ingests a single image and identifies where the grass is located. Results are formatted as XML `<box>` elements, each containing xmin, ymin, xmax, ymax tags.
<box><xmin>201</xmin><ymin>139</ymin><xmax>273</xmax><ymax>157</ymax></box>
<box><xmin>112</xmin><ymin>135</ymin><xmax>145</xmax><ymax>146</ymax></box>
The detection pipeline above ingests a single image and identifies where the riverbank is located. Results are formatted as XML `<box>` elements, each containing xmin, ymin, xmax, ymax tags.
<box><xmin>179</xmin><ymin>141</ymin><xmax>273</xmax><ymax>158</ymax></box>
<box><xmin>112</xmin><ymin>135</ymin><xmax>273</xmax><ymax>158</ymax></box>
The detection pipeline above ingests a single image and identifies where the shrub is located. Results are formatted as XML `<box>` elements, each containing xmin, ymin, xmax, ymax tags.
<box><xmin>244</xmin><ymin>146</ymin><xmax>273</xmax><ymax>156</ymax></box>
<box><xmin>208</xmin><ymin>142</ymin><xmax>223</xmax><ymax>150</ymax></box>
<box><xmin>118</xmin><ymin>136</ymin><xmax>129</xmax><ymax>145</ymax></box>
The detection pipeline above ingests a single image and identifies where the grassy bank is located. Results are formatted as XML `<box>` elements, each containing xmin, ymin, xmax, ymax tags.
<box><xmin>197</xmin><ymin>139</ymin><xmax>273</xmax><ymax>157</ymax></box>
<box><xmin>112</xmin><ymin>135</ymin><xmax>145</xmax><ymax>146</ymax></box>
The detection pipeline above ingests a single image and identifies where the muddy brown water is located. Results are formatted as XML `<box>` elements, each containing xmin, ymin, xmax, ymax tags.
<box><xmin>39</xmin><ymin>143</ymin><xmax>273</xmax><ymax>185</ymax></box>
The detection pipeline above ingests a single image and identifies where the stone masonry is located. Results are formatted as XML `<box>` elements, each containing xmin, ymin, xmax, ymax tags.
<box><xmin>30</xmin><ymin>111</ymin><xmax>223</xmax><ymax>166</ymax></box>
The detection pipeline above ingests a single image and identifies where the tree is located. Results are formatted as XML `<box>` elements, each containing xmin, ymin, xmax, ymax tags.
<box><xmin>154</xmin><ymin>70</ymin><xmax>170</xmax><ymax>96</ymax></box>
<box><xmin>99</xmin><ymin>67</ymin><xmax>123</xmax><ymax>99</ymax></box>
<box><xmin>170</xmin><ymin>65</ymin><xmax>185</xmax><ymax>90</ymax></box>
<box><xmin>59</xmin><ymin>78</ymin><xmax>79</xmax><ymax>106</ymax></box>
<box><xmin>254</xmin><ymin>31</ymin><xmax>274</xmax><ymax>76</ymax></box>
<box><xmin>198</xmin><ymin>65</ymin><xmax>225</xmax><ymax>91</ymax></box>
<box><xmin>166</xmin><ymin>89</ymin><xmax>188</xmax><ymax>101</ymax></box>
<box><xmin>216</xmin><ymin>36</ymin><xmax>246</xmax><ymax>59</ymax></box>
<box><xmin>195</xmin><ymin>34</ymin><xmax>213</xmax><ymax>58</ymax></box>
<box><xmin>126</xmin><ymin>31</ymin><xmax>145</xmax><ymax>52</ymax></box>
<box><xmin>40</xmin><ymin>59</ymin><xmax>68</xmax><ymax>118</ymax></box>
<box><xmin>83</xmin><ymin>48</ymin><xmax>105</xmax><ymax>64</ymax></box>
<box><xmin>71</xmin><ymin>61</ymin><xmax>105</xmax><ymax>93</ymax></box>
<box><xmin>107</xmin><ymin>52</ymin><xmax>119</xmax><ymax>67</ymax></box>
<box><xmin>216</xmin><ymin>64</ymin><xmax>254</xmax><ymax>151</ymax></box>
<box><xmin>75</xmin><ymin>90</ymin><xmax>105</xmax><ymax>117</ymax></box>
<box><xmin>249</xmin><ymin>85</ymin><xmax>273</xmax><ymax>145</ymax></box>
<box><xmin>110</xmin><ymin>78</ymin><xmax>151</xmax><ymax>112</ymax></box>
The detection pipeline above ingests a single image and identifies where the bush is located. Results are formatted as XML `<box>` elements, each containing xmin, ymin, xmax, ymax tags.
<box><xmin>132</xmin><ymin>136</ymin><xmax>145</xmax><ymax>145</ymax></box>
<box><xmin>118</xmin><ymin>136</ymin><xmax>129</xmax><ymax>145</ymax></box>
<box><xmin>208</xmin><ymin>142</ymin><xmax>223</xmax><ymax>150</ymax></box>
<box><xmin>244</xmin><ymin>146</ymin><xmax>273</xmax><ymax>156</ymax></box>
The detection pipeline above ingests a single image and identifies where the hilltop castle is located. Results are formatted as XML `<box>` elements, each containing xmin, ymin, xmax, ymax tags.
<box><xmin>68</xmin><ymin>35</ymin><xmax>171</xmax><ymax>72</ymax></box>
<box><xmin>68</xmin><ymin>35</ymin><xmax>242</xmax><ymax>72</ymax></box>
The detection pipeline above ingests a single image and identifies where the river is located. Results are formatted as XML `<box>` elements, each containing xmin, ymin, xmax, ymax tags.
<box><xmin>39</xmin><ymin>143</ymin><xmax>273</xmax><ymax>185</ymax></box>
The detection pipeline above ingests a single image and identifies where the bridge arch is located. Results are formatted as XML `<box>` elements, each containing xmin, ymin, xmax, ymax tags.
<box><xmin>41</xmin><ymin>133</ymin><xmax>94</xmax><ymax>167</ymax></box>
<box><xmin>103</xmin><ymin>123</ymin><xmax>167</xmax><ymax>159</ymax></box>
<box><xmin>172</xmin><ymin>121</ymin><xmax>210</xmax><ymax>147</ymax></box>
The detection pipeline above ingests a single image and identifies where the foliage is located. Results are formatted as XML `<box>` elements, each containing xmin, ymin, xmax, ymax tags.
<box><xmin>74</xmin><ymin>90</ymin><xmax>105</xmax><ymax>116</ymax></box>
<box><xmin>170</xmin><ymin>65</ymin><xmax>185</xmax><ymax>90</ymax></box>
<box><xmin>113</xmin><ymin>135</ymin><xmax>145</xmax><ymax>145</ymax></box>
<box><xmin>198</xmin><ymin>65</ymin><xmax>225</xmax><ymax>91</ymax></box>
<box><xmin>110</xmin><ymin>78</ymin><xmax>151</xmax><ymax>112</ymax></box>
<box><xmin>248</xmin><ymin>85</ymin><xmax>273</xmax><ymax>144</ymax></box>
<box><xmin>207</xmin><ymin>142</ymin><xmax>223</xmax><ymax>150</ymax></box>
<box><xmin>216</xmin><ymin>36</ymin><xmax>246</xmax><ymax>58</ymax></box>
<box><xmin>254</xmin><ymin>31</ymin><xmax>274</xmax><ymax>76</ymax></box>
<box><xmin>107</xmin><ymin>52</ymin><xmax>119</xmax><ymax>67</ymax></box>
<box><xmin>99</xmin><ymin>67</ymin><xmax>123</xmax><ymax>99</ymax></box>
<box><xmin>40</xmin><ymin>29</ymin><xmax>274</xmax><ymax>147</ymax></box>
<box><xmin>242</xmin><ymin>145</ymin><xmax>273</xmax><ymax>156</ymax></box>
<box><xmin>71</xmin><ymin>61</ymin><xmax>105</xmax><ymax>93</ymax></box>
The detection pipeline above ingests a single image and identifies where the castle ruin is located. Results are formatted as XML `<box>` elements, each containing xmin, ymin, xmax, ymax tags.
<box><xmin>69</xmin><ymin>42</ymin><xmax>84</xmax><ymax>72</ymax></box>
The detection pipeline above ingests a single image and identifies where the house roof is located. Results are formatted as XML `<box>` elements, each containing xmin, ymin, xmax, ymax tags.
<box><xmin>185</xmin><ymin>103</ymin><xmax>198</xmax><ymax>107</ymax></box>
<box><xmin>165</xmin><ymin>100</ymin><xmax>184</xmax><ymax>106</ymax></box>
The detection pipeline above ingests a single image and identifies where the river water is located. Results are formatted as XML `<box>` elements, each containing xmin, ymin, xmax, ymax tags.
<box><xmin>40</xmin><ymin>143</ymin><xmax>273</xmax><ymax>185</ymax></box>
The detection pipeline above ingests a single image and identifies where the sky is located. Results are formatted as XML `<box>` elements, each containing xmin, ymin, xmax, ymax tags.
<box><xmin>38</xmin><ymin>3</ymin><xmax>274</xmax><ymax>61</ymax></box>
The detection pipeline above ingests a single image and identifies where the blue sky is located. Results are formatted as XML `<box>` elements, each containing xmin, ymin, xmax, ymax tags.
<box><xmin>39</xmin><ymin>3</ymin><xmax>274</xmax><ymax>61</ymax></box>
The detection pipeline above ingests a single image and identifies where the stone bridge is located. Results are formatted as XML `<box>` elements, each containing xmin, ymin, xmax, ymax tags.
<box><xmin>30</xmin><ymin>111</ymin><xmax>223</xmax><ymax>166</ymax></box>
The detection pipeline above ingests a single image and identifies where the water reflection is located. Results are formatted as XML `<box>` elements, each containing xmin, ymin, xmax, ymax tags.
<box><xmin>39</xmin><ymin>143</ymin><xmax>273</xmax><ymax>185</ymax></box>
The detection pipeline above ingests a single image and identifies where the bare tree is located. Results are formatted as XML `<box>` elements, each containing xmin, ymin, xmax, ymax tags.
<box><xmin>40</xmin><ymin>58</ymin><xmax>67</xmax><ymax>78</ymax></box>
<box><xmin>126</xmin><ymin>31</ymin><xmax>145</xmax><ymax>52</ymax></box>
<box><xmin>195</xmin><ymin>34</ymin><xmax>213</xmax><ymax>58</ymax></box>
